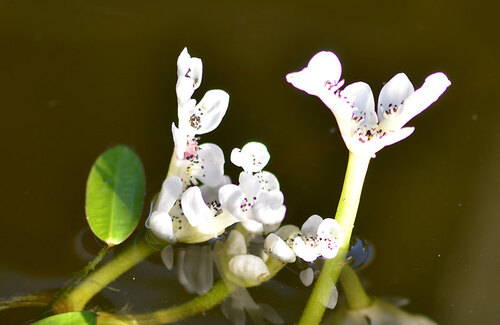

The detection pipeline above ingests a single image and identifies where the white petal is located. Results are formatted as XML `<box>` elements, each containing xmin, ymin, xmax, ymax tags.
<box><xmin>343</xmin><ymin>82</ymin><xmax>377</xmax><ymax>127</ymax></box>
<box><xmin>181</xmin><ymin>186</ymin><xmax>213</xmax><ymax>229</ymax></box>
<box><xmin>228</xmin><ymin>254</ymin><xmax>270</xmax><ymax>283</ymax></box>
<box><xmin>238</xmin><ymin>172</ymin><xmax>262</xmax><ymax>198</ymax></box>
<box><xmin>171</xmin><ymin>123</ymin><xmax>188</xmax><ymax>160</ymax></box>
<box><xmin>381</xmin><ymin>72</ymin><xmax>451</xmax><ymax>131</ymax></box>
<box><xmin>176</xmin><ymin>48</ymin><xmax>203</xmax><ymax>103</ymax></box>
<box><xmin>299</xmin><ymin>267</ymin><xmax>314</xmax><ymax>287</ymax></box>
<box><xmin>253</xmin><ymin>191</ymin><xmax>286</xmax><ymax>225</ymax></box>
<box><xmin>255</xmin><ymin>171</ymin><xmax>280</xmax><ymax>192</ymax></box>
<box><xmin>317</xmin><ymin>218</ymin><xmax>344</xmax><ymax>259</ymax></box>
<box><xmin>325</xmin><ymin>286</ymin><xmax>339</xmax><ymax>309</ymax></box>
<box><xmin>264</xmin><ymin>233</ymin><xmax>296</xmax><ymax>263</ymax></box>
<box><xmin>301</xmin><ymin>214</ymin><xmax>323</xmax><ymax>237</ymax></box>
<box><xmin>377</xmin><ymin>73</ymin><xmax>414</xmax><ymax>123</ymax></box>
<box><xmin>225</xmin><ymin>230</ymin><xmax>247</xmax><ymax>256</ymax></box>
<box><xmin>379</xmin><ymin>127</ymin><xmax>415</xmax><ymax>149</ymax></box>
<box><xmin>241</xmin><ymin>219</ymin><xmax>264</xmax><ymax>233</ymax></box>
<box><xmin>199</xmin><ymin>175</ymin><xmax>231</xmax><ymax>204</ymax></box>
<box><xmin>286</xmin><ymin>51</ymin><xmax>343</xmax><ymax>96</ymax></box>
<box><xmin>196</xmin><ymin>143</ymin><xmax>225</xmax><ymax>186</ymax></box>
<box><xmin>231</xmin><ymin>142</ymin><xmax>270</xmax><ymax>173</ymax></box>
<box><xmin>292</xmin><ymin>237</ymin><xmax>319</xmax><ymax>262</ymax></box>
<box><xmin>183</xmin><ymin>245</ymin><xmax>213</xmax><ymax>295</ymax></box>
<box><xmin>194</xmin><ymin>90</ymin><xmax>229</xmax><ymax>134</ymax></box>
<box><xmin>274</xmin><ymin>225</ymin><xmax>301</xmax><ymax>241</ymax></box>
<box><xmin>160</xmin><ymin>245</ymin><xmax>174</xmax><ymax>270</ymax></box>
<box><xmin>177</xmin><ymin>249</ymin><xmax>195</xmax><ymax>293</ymax></box>
<box><xmin>221</xmin><ymin>297</ymin><xmax>246</xmax><ymax>325</ymax></box>
<box><xmin>156</xmin><ymin>176</ymin><xmax>183</xmax><ymax>212</ymax></box>
<box><xmin>219</xmin><ymin>184</ymin><xmax>246</xmax><ymax>220</ymax></box>
<box><xmin>148</xmin><ymin>211</ymin><xmax>176</xmax><ymax>243</ymax></box>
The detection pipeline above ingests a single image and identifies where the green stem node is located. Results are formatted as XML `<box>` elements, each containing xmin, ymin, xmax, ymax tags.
<box><xmin>55</xmin><ymin>233</ymin><xmax>160</xmax><ymax>313</ymax></box>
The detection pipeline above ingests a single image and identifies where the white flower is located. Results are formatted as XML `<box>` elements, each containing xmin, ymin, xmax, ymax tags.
<box><xmin>172</xmin><ymin>48</ymin><xmax>230</xmax><ymax>160</ymax></box>
<box><xmin>219</xmin><ymin>142</ymin><xmax>286</xmax><ymax>233</ymax></box>
<box><xmin>230</xmin><ymin>142</ymin><xmax>271</xmax><ymax>173</ymax></box>
<box><xmin>146</xmin><ymin>176</ymin><xmax>238</xmax><ymax>244</ymax></box>
<box><xmin>219</xmin><ymin>172</ymin><xmax>286</xmax><ymax>233</ymax></box>
<box><xmin>176</xmin><ymin>47</ymin><xmax>203</xmax><ymax>104</ymax></box>
<box><xmin>292</xmin><ymin>215</ymin><xmax>344</xmax><ymax>262</ymax></box>
<box><xmin>287</xmin><ymin>51</ymin><xmax>451</xmax><ymax>157</ymax></box>
<box><xmin>264</xmin><ymin>216</ymin><xmax>344</xmax><ymax>263</ymax></box>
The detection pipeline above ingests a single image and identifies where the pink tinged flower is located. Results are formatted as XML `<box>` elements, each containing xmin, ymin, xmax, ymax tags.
<box><xmin>174</xmin><ymin>143</ymin><xmax>226</xmax><ymax>188</ymax></box>
<box><xmin>172</xmin><ymin>90</ymin><xmax>230</xmax><ymax>160</ymax></box>
<box><xmin>146</xmin><ymin>176</ymin><xmax>183</xmax><ymax>243</ymax></box>
<box><xmin>287</xmin><ymin>51</ymin><xmax>451</xmax><ymax>157</ymax></box>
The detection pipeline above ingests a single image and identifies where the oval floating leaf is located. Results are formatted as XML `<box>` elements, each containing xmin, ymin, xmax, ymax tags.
<box><xmin>31</xmin><ymin>311</ymin><xmax>97</xmax><ymax>325</ymax></box>
<box><xmin>86</xmin><ymin>145</ymin><xmax>146</xmax><ymax>246</ymax></box>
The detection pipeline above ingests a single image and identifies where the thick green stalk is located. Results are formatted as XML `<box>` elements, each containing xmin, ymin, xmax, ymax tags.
<box><xmin>299</xmin><ymin>152</ymin><xmax>371</xmax><ymax>325</ymax></box>
<box><xmin>54</xmin><ymin>233</ymin><xmax>161</xmax><ymax>313</ymax></box>
<box><xmin>340</xmin><ymin>264</ymin><xmax>372</xmax><ymax>310</ymax></box>
<box><xmin>97</xmin><ymin>280</ymin><xmax>233</xmax><ymax>325</ymax></box>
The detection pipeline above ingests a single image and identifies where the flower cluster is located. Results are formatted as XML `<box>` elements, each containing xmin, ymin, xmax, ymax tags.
<box><xmin>286</xmin><ymin>51</ymin><xmax>451</xmax><ymax>157</ymax></box>
<box><xmin>265</xmin><ymin>215</ymin><xmax>344</xmax><ymax>263</ymax></box>
<box><xmin>219</xmin><ymin>142</ymin><xmax>287</xmax><ymax>233</ymax></box>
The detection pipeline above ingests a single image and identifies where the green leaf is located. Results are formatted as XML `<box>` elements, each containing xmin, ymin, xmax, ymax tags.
<box><xmin>31</xmin><ymin>311</ymin><xmax>97</xmax><ymax>325</ymax></box>
<box><xmin>86</xmin><ymin>145</ymin><xmax>146</xmax><ymax>246</ymax></box>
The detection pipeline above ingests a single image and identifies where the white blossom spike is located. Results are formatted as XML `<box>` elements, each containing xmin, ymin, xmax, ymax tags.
<box><xmin>287</xmin><ymin>51</ymin><xmax>451</xmax><ymax>157</ymax></box>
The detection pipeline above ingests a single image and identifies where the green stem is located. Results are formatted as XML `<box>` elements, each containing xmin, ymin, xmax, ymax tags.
<box><xmin>0</xmin><ymin>293</ymin><xmax>55</xmax><ymax>311</ymax></box>
<box><xmin>42</xmin><ymin>245</ymin><xmax>110</xmax><ymax>316</ymax></box>
<box><xmin>340</xmin><ymin>264</ymin><xmax>372</xmax><ymax>310</ymax></box>
<box><xmin>97</xmin><ymin>279</ymin><xmax>233</xmax><ymax>325</ymax></box>
<box><xmin>299</xmin><ymin>152</ymin><xmax>371</xmax><ymax>325</ymax></box>
<box><xmin>54</xmin><ymin>233</ymin><xmax>161</xmax><ymax>313</ymax></box>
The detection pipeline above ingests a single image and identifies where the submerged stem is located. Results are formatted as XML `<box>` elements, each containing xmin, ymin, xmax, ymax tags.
<box><xmin>97</xmin><ymin>280</ymin><xmax>233</xmax><ymax>325</ymax></box>
<box><xmin>340</xmin><ymin>264</ymin><xmax>372</xmax><ymax>310</ymax></box>
<box><xmin>54</xmin><ymin>232</ymin><xmax>161</xmax><ymax>313</ymax></box>
<box><xmin>41</xmin><ymin>245</ymin><xmax>110</xmax><ymax>317</ymax></box>
<box><xmin>299</xmin><ymin>152</ymin><xmax>370</xmax><ymax>325</ymax></box>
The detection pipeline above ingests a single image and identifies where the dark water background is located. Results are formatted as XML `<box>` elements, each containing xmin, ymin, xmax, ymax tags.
<box><xmin>0</xmin><ymin>1</ymin><xmax>498</xmax><ymax>324</ymax></box>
